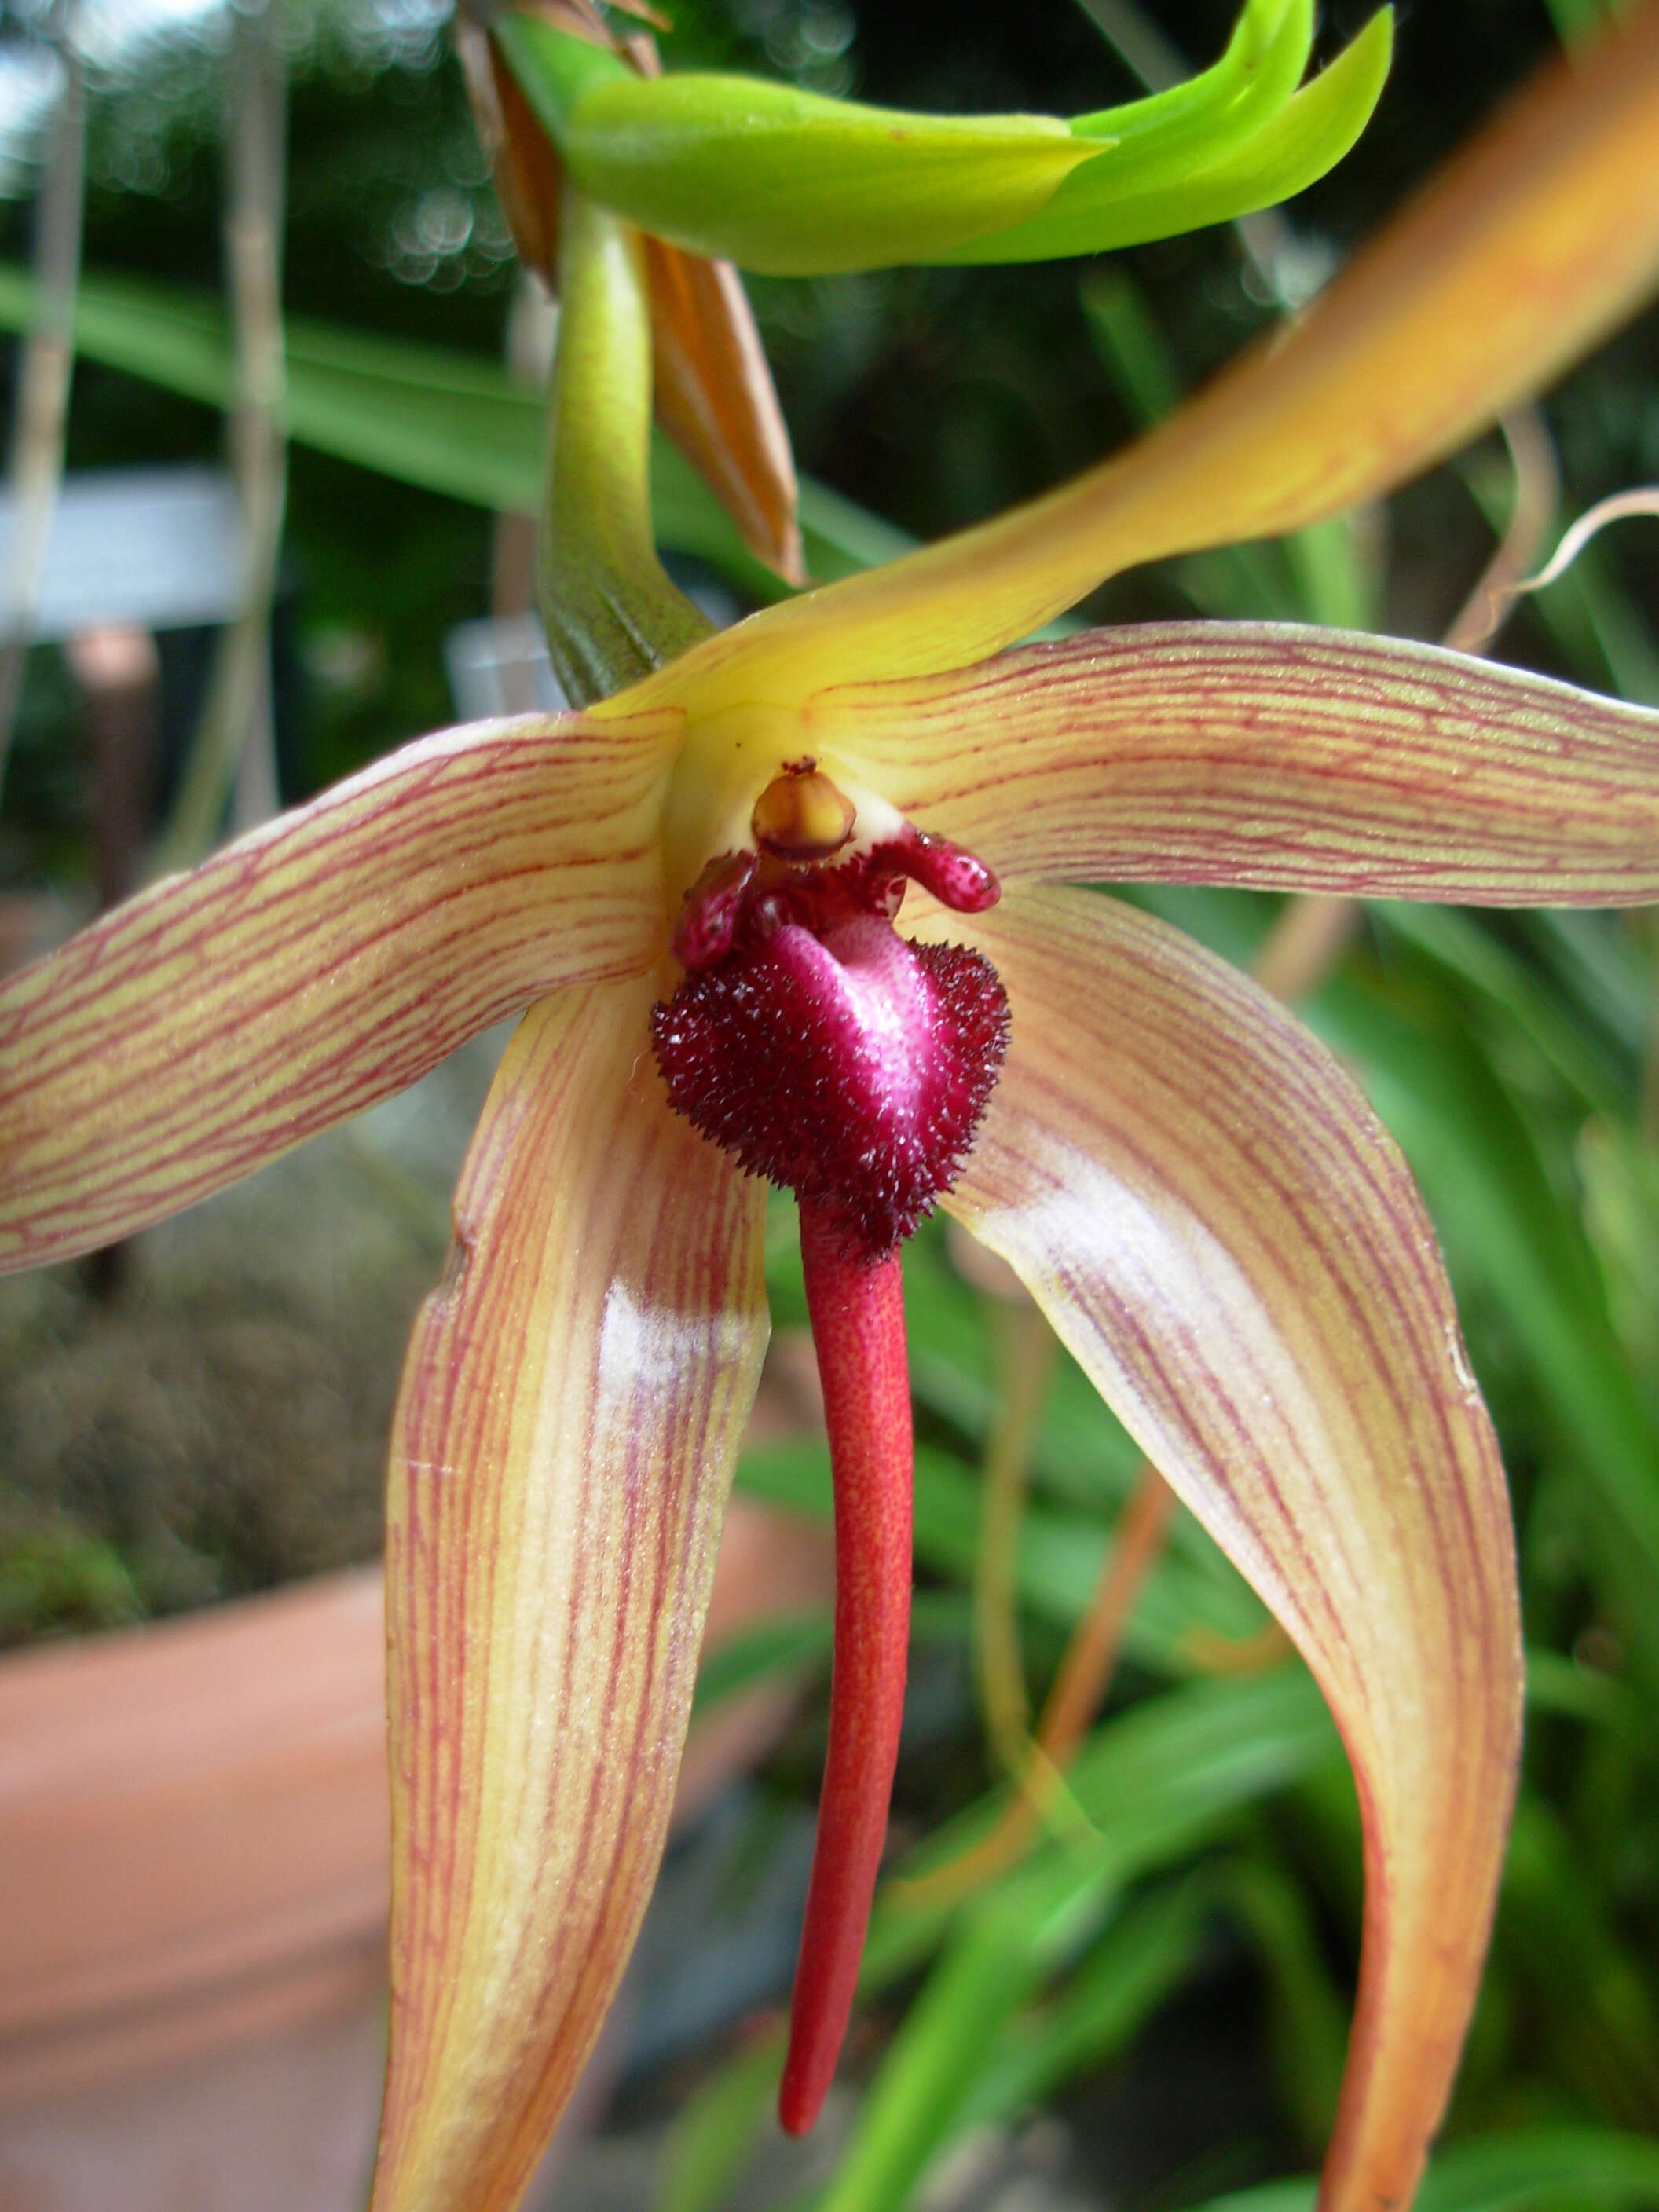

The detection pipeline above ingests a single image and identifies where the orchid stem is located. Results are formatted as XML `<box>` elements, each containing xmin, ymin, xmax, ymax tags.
<box><xmin>543</xmin><ymin>189</ymin><xmax>711</xmax><ymax>708</ymax></box>
<box><xmin>781</xmin><ymin>1202</ymin><xmax>914</xmax><ymax>2137</ymax></box>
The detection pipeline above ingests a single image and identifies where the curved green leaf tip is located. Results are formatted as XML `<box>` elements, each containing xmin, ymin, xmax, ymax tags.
<box><xmin>491</xmin><ymin>0</ymin><xmax>1393</xmax><ymax>276</ymax></box>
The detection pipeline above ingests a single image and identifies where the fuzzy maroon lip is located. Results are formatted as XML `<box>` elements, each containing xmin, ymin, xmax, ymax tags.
<box><xmin>650</xmin><ymin>795</ymin><xmax>1009</xmax><ymax>1259</ymax></box>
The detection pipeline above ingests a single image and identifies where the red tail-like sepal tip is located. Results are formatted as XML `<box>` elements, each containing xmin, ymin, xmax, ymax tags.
<box><xmin>778</xmin><ymin>1200</ymin><xmax>915</xmax><ymax>2135</ymax></box>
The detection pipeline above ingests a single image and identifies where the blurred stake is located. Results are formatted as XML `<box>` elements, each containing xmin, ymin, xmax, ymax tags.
<box><xmin>65</xmin><ymin>624</ymin><xmax>161</xmax><ymax>912</ymax></box>
<box><xmin>0</xmin><ymin>6</ymin><xmax>85</xmax><ymax>810</ymax></box>
<box><xmin>888</xmin><ymin>1459</ymin><xmax>1175</xmax><ymax>1911</ymax></box>
<box><xmin>492</xmin><ymin>275</ymin><xmax>558</xmax><ymax>706</ymax></box>
<box><xmin>1031</xmin><ymin>1464</ymin><xmax>1175</xmax><ymax>1765</ymax></box>
<box><xmin>157</xmin><ymin>0</ymin><xmax>288</xmax><ymax>865</ymax></box>
<box><xmin>64</xmin><ymin>617</ymin><xmax>162</xmax><ymax>1299</ymax></box>
<box><xmin>1250</xmin><ymin>892</ymin><xmax>1365</xmax><ymax>1006</ymax></box>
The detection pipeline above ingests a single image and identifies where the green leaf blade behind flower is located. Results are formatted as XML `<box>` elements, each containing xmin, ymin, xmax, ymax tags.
<box><xmin>0</xmin><ymin>263</ymin><xmax>878</xmax><ymax>595</ymax></box>
<box><xmin>0</xmin><ymin>262</ymin><xmax>544</xmax><ymax>507</ymax></box>
<box><xmin>493</xmin><ymin>0</ymin><xmax>1372</xmax><ymax>276</ymax></box>
<box><xmin>1183</xmin><ymin>2126</ymin><xmax>1659</xmax><ymax>2212</ymax></box>
<box><xmin>935</xmin><ymin>887</ymin><xmax>1523</xmax><ymax>2212</ymax></box>
<box><xmin>819</xmin><ymin>1850</ymin><xmax>1123</xmax><ymax>2212</ymax></box>
<box><xmin>375</xmin><ymin>983</ymin><xmax>768</xmax><ymax>2212</ymax></box>
<box><xmin>735</xmin><ymin>1434</ymin><xmax>1262</xmax><ymax>1668</ymax></box>
<box><xmin>0</xmin><ymin>707</ymin><xmax>676</xmax><ymax>1271</ymax></box>
<box><xmin>866</xmin><ymin>1664</ymin><xmax>1339</xmax><ymax>1991</ymax></box>
<box><xmin>819</xmin><ymin>621</ymin><xmax>1659</xmax><ymax>905</ymax></box>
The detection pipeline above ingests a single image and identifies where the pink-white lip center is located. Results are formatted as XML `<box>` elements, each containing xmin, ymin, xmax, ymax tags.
<box><xmin>783</xmin><ymin>915</ymin><xmax>932</xmax><ymax>1116</ymax></box>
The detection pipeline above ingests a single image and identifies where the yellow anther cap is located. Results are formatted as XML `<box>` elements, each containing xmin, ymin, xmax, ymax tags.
<box><xmin>750</xmin><ymin>764</ymin><xmax>858</xmax><ymax>861</ymax></box>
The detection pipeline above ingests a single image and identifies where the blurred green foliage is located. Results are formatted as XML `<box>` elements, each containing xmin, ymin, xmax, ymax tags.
<box><xmin>0</xmin><ymin>1522</ymin><xmax>143</xmax><ymax>1642</ymax></box>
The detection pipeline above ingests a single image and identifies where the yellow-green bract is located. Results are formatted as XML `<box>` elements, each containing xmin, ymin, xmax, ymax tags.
<box><xmin>493</xmin><ymin>0</ymin><xmax>1392</xmax><ymax>276</ymax></box>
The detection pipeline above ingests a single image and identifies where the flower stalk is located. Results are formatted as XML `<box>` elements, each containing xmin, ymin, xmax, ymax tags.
<box><xmin>542</xmin><ymin>184</ymin><xmax>711</xmax><ymax>705</ymax></box>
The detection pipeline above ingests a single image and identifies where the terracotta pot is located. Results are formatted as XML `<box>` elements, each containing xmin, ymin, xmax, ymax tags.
<box><xmin>0</xmin><ymin>1496</ymin><xmax>832</xmax><ymax>2212</ymax></box>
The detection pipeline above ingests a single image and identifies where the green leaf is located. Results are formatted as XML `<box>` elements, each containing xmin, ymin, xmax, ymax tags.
<box><xmin>864</xmin><ymin>1665</ymin><xmax>1339</xmax><ymax>1988</ymax></box>
<box><xmin>820</xmin><ymin>1845</ymin><xmax>1126</xmax><ymax>2212</ymax></box>
<box><xmin>1524</xmin><ymin>1648</ymin><xmax>1646</xmax><ymax>1738</ymax></box>
<box><xmin>653</xmin><ymin>2025</ymin><xmax>786</xmax><ymax>2212</ymax></box>
<box><xmin>1079</xmin><ymin>266</ymin><xmax>1185</xmax><ymax>427</ymax></box>
<box><xmin>935</xmin><ymin>9</ymin><xmax>1393</xmax><ymax>266</ymax></box>
<box><xmin>1183</xmin><ymin>2126</ymin><xmax>1659</xmax><ymax>2212</ymax></box>
<box><xmin>690</xmin><ymin>1591</ymin><xmax>968</xmax><ymax>1718</ymax></box>
<box><xmin>1373</xmin><ymin>903</ymin><xmax>1631</xmax><ymax>1121</ymax></box>
<box><xmin>734</xmin><ymin>1436</ymin><xmax>1262</xmax><ymax>1667</ymax></box>
<box><xmin>1217</xmin><ymin>1860</ymin><xmax>1349</xmax><ymax>2148</ymax></box>
<box><xmin>491</xmin><ymin>0</ymin><xmax>1386</xmax><ymax>275</ymax></box>
<box><xmin>0</xmin><ymin>263</ymin><xmax>906</xmax><ymax>598</ymax></box>
<box><xmin>690</xmin><ymin>1610</ymin><xmax>832</xmax><ymax>1718</ymax></box>
<box><xmin>1518</xmin><ymin>910</ymin><xmax>1653</xmax><ymax>1060</ymax></box>
<box><xmin>1321</xmin><ymin>983</ymin><xmax>1659</xmax><ymax>1673</ymax></box>
<box><xmin>1498</xmin><ymin>1800</ymin><xmax>1659</xmax><ymax>2127</ymax></box>
<box><xmin>1540</xmin><ymin>0</ymin><xmax>1626</xmax><ymax>50</ymax></box>
<box><xmin>963</xmin><ymin>1876</ymin><xmax>1214</xmax><ymax>2121</ymax></box>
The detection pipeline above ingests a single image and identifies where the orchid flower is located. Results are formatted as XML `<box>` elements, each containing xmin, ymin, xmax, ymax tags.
<box><xmin>4</xmin><ymin>13</ymin><xmax>1659</xmax><ymax>2212</ymax></box>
